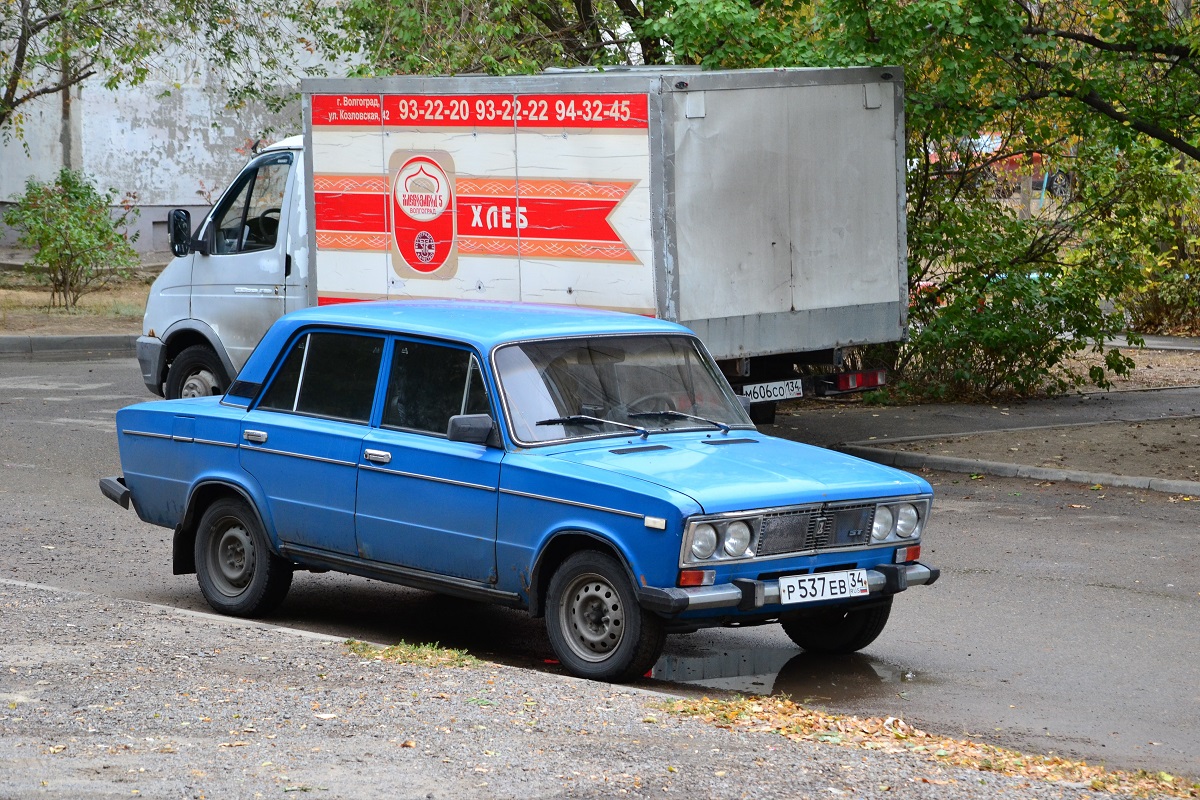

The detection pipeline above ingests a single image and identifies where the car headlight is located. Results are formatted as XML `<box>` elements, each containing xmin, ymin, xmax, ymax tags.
<box><xmin>723</xmin><ymin>520</ymin><xmax>752</xmax><ymax>557</ymax></box>
<box><xmin>690</xmin><ymin>524</ymin><xmax>718</xmax><ymax>560</ymax></box>
<box><xmin>894</xmin><ymin>503</ymin><xmax>920</xmax><ymax>538</ymax></box>
<box><xmin>871</xmin><ymin>505</ymin><xmax>894</xmax><ymax>541</ymax></box>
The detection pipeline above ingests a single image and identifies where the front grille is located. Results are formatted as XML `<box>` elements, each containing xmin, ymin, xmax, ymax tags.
<box><xmin>756</xmin><ymin>503</ymin><xmax>876</xmax><ymax>557</ymax></box>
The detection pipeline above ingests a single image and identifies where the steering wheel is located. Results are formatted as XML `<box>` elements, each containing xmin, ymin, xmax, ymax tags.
<box><xmin>257</xmin><ymin>208</ymin><xmax>282</xmax><ymax>238</ymax></box>
<box><xmin>625</xmin><ymin>393</ymin><xmax>679</xmax><ymax>414</ymax></box>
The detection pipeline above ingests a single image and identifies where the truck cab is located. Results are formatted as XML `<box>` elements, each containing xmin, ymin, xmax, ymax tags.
<box><xmin>140</xmin><ymin>137</ymin><xmax>309</xmax><ymax>398</ymax></box>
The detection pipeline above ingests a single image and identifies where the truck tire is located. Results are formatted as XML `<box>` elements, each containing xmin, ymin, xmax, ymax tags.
<box><xmin>545</xmin><ymin>551</ymin><xmax>665</xmax><ymax>682</ymax></box>
<box><xmin>780</xmin><ymin>597</ymin><xmax>892</xmax><ymax>654</ymax></box>
<box><xmin>748</xmin><ymin>402</ymin><xmax>777</xmax><ymax>425</ymax></box>
<box><xmin>166</xmin><ymin>345</ymin><xmax>227</xmax><ymax>399</ymax></box>
<box><xmin>195</xmin><ymin>498</ymin><xmax>293</xmax><ymax>617</ymax></box>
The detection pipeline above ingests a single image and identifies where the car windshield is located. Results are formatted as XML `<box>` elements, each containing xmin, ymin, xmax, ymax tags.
<box><xmin>494</xmin><ymin>334</ymin><xmax>752</xmax><ymax>444</ymax></box>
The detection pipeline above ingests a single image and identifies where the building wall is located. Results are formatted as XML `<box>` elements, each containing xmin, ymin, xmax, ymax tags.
<box><xmin>1</xmin><ymin>52</ymin><xmax>301</xmax><ymax>252</ymax></box>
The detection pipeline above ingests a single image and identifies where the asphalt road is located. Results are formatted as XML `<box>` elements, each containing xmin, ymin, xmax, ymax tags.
<box><xmin>2</xmin><ymin>357</ymin><xmax>1197</xmax><ymax>780</ymax></box>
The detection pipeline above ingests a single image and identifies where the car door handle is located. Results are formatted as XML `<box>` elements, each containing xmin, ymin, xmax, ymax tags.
<box><xmin>243</xmin><ymin>430</ymin><xmax>268</xmax><ymax>444</ymax></box>
<box><xmin>363</xmin><ymin>449</ymin><xmax>391</xmax><ymax>464</ymax></box>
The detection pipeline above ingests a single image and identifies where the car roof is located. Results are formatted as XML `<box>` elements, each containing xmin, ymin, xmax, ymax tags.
<box><xmin>235</xmin><ymin>300</ymin><xmax>693</xmax><ymax>388</ymax></box>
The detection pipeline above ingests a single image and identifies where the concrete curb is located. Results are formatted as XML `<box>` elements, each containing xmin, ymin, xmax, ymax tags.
<box><xmin>838</xmin><ymin>443</ymin><xmax>1200</xmax><ymax>495</ymax></box>
<box><xmin>0</xmin><ymin>333</ymin><xmax>137</xmax><ymax>361</ymax></box>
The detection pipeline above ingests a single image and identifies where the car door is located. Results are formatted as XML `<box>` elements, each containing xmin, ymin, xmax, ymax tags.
<box><xmin>355</xmin><ymin>339</ymin><xmax>502</xmax><ymax>582</ymax></box>
<box><xmin>192</xmin><ymin>150</ymin><xmax>294</xmax><ymax>372</ymax></box>
<box><xmin>240</xmin><ymin>329</ymin><xmax>384</xmax><ymax>556</ymax></box>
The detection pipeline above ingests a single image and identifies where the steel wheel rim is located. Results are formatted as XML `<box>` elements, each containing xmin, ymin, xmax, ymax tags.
<box><xmin>559</xmin><ymin>571</ymin><xmax>625</xmax><ymax>663</ymax></box>
<box><xmin>208</xmin><ymin>520</ymin><xmax>255</xmax><ymax>597</ymax></box>
<box><xmin>181</xmin><ymin>368</ymin><xmax>219</xmax><ymax>398</ymax></box>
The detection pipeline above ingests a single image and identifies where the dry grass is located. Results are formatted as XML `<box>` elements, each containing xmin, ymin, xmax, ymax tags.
<box><xmin>668</xmin><ymin>696</ymin><xmax>1199</xmax><ymax>797</ymax></box>
<box><xmin>0</xmin><ymin>271</ymin><xmax>150</xmax><ymax>334</ymax></box>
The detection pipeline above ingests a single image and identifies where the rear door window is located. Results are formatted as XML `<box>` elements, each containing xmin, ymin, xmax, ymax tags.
<box><xmin>258</xmin><ymin>331</ymin><xmax>384</xmax><ymax>423</ymax></box>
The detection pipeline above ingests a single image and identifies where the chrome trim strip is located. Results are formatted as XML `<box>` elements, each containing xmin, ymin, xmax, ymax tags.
<box><xmin>238</xmin><ymin>444</ymin><xmax>357</xmax><ymax>468</ymax></box>
<box><xmin>121</xmin><ymin>430</ymin><xmax>237</xmax><ymax>449</ymax></box>
<box><xmin>672</xmin><ymin>563</ymin><xmax>936</xmax><ymax>611</ymax></box>
<box><xmin>194</xmin><ymin>438</ymin><xmax>237</xmax><ymax>449</ymax></box>
<box><xmin>122</xmin><ymin>429</ymin><xmax>172</xmax><ymax>440</ymax></box>
<box><xmin>500</xmin><ymin>488</ymin><xmax>643</xmax><ymax>519</ymax></box>
<box><xmin>686</xmin><ymin>493</ymin><xmax>932</xmax><ymax>524</ymax></box>
<box><xmin>360</xmin><ymin>463</ymin><xmax>497</xmax><ymax>492</ymax></box>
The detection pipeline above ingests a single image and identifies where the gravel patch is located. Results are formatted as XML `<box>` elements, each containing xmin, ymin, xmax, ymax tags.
<box><xmin>0</xmin><ymin>581</ymin><xmax>1167</xmax><ymax>799</ymax></box>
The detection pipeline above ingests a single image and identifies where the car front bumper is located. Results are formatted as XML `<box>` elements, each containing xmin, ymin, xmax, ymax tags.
<box><xmin>637</xmin><ymin>562</ymin><xmax>940</xmax><ymax>616</ymax></box>
<box><xmin>137</xmin><ymin>336</ymin><xmax>166</xmax><ymax>397</ymax></box>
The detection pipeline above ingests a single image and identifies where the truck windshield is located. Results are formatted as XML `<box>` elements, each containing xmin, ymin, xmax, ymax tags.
<box><xmin>494</xmin><ymin>335</ymin><xmax>752</xmax><ymax>444</ymax></box>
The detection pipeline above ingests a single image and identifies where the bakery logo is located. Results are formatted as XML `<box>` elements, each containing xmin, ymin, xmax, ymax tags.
<box><xmin>390</xmin><ymin>152</ymin><xmax>457</xmax><ymax>276</ymax></box>
<box><xmin>397</xmin><ymin>163</ymin><xmax>450</xmax><ymax>225</ymax></box>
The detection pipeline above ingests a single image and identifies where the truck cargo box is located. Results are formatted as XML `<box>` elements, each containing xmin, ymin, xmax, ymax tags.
<box><xmin>303</xmin><ymin>67</ymin><xmax>908</xmax><ymax>363</ymax></box>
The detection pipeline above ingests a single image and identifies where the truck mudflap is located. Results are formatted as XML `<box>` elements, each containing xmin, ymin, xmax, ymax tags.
<box><xmin>637</xmin><ymin>562</ymin><xmax>940</xmax><ymax>616</ymax></box>
<box><xmin>99</xmin><ymin>476</ymin><xmax>131</xmax><ymax>509</ymax></box>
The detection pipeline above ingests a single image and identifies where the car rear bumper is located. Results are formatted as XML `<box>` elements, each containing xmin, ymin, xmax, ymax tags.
<box><xmin>637</xmin><ymin>562</ymin><xmax>939</xmax><ymax>616</ymax></box>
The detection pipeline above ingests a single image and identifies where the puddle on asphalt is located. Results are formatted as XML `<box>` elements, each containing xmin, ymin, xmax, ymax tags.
<box><xmin>652</xmin><ymin>646</ymin><xmax>923</xmax><ymax>701</ymax></box>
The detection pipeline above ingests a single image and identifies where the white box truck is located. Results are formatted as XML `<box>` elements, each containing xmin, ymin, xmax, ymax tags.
<box><xmin>146</xmin><ymin>66</ymin><xmax>909</xmax><ymax>421</ymax></box>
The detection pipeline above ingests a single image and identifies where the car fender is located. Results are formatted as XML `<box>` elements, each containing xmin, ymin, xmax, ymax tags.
<box><xmin>173</xmin><ymin>473</ymin><xmax>279</xmax><ymax>575</ymax></box>
<box><xmin>525</xmin><ymin>525</ymin><xmax>643</xmax><ymax>618</ymax></box>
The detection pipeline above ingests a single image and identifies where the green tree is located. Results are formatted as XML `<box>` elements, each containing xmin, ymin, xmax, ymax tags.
<box><xmin>340</xmin><ymin>0</ymin><xmax>670</xmax><ymax>75</ymax></box>
<box><xmin>655</xmin><ymin>0</ymin><xmax>1199</xmax><ymax>398</ymax></box>
<box><xmin>3</xmin><ymin>169</ymin><xmax>139</xmax><ymax>308</ymax></box>
<box><xmin>1</xmin><ymin>0</ymin><xmax>347</xmax><ymax>136</ymax></box>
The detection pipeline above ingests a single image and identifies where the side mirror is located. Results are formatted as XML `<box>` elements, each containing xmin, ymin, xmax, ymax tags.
<box><xmin>168</xmin><ymin>209</ymin><xmax>191</xmax><ymax>257</ymax></box>
<box><xmin>447</xmin><ymin>414</ymin><xmax>494</xmax><ymax>445</ymax></box>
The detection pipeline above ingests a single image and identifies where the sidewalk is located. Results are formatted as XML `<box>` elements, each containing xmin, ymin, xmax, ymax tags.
<box><xmin>0</xmin><ymin>333</ymin><xmax>137</xmax><ymax>360</ymax></box>
<box><xmin>769</xmin><ymin>384</ymin><xmax>1200</xmax><ymax>494</ymax></box>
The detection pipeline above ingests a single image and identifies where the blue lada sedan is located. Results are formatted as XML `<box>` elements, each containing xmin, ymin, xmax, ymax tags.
<box><xmin>101</xmin><ymin>301</ymin><xmax>938</xmax><ymax>682</ymax></box>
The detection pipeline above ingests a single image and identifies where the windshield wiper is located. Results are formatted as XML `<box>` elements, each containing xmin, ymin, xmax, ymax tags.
<box><xmin>536</xmin><ymin>415</ymin><xmax>650</xmax><ymax>438</ymax></box>
<box><xmin>628</xmin><ymin>409</ymin><xmax>731</xmax><ymax>433</ymax></box>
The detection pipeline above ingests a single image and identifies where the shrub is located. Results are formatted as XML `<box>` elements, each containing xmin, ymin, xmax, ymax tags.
<box><xmin>3</xmin><ymin>169</ymin><xmax>139</xmax><ymax>309</ymax></box>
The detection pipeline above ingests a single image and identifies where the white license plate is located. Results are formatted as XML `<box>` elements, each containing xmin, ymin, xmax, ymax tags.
<box><xmin>779</xmin><ymin>570</ymin><xmax>870</xmax><ymax>604</ymax></box>
<box><xmin>742</xmin><ymin>379</ymin><xmax>803</xmax><ymax>403</ymax></box>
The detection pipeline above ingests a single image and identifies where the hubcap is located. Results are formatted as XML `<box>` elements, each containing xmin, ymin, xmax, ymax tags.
<box><xmin>209</xmin><ymin>522</ymin><xmax>255</xmax><ymax>597</ymax></box>
<box><xmin>560</xmin><ymin>572</ymin><xmax>625</xmax><ymax>663</ymax></box>
<box><xmin>181</xmin><ymin>369</ymin><xmax>220</xmax><ymax>398</ymax></box>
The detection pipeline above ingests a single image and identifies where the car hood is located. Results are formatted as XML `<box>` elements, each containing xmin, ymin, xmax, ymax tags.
<box><xmin>548</xmin><ymin>433</ymin><xmax>931</xmax><ymax>514</ymax></box>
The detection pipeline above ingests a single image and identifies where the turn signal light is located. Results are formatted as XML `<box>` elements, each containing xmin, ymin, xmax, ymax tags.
<box><xmin>678</xmin><ymin>569</ymin><xmax>716</xmax><ymax>587</ymax></box>
<box><xmin>894</xmin><ymin>545</ymin><xmax>921</xmax><ymax>563</ymax></box>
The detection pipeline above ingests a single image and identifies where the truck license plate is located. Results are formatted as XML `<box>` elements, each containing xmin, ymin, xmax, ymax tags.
<box><xmin>742</xmin><ymin>379</ymin><xmax>803</xmax><ymax>402</ymax></box>
<box><xmin>779</xmin><ymin>570</ymin><xmax>870</xmax><ymax>604</ymax></box>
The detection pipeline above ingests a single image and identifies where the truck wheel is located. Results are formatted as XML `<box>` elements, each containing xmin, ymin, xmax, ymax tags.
<box><xmin>545</xmin><ymin>551</ymin><xmax>665</xmax><ymax>682</ymax></box>
<box><xmin>780</xmin><ymin>597</ymin><xmax>892</xmax><ymax>654</ymax></box>
<box><xmin>195</xmin><ymin>498</ymin><xmax>292</xmax><ymax>617</ymax></box>
<box><xmin>166</xmin><ymin>345</ymin><xmax>227</xmax><ymax>399</ymax></box>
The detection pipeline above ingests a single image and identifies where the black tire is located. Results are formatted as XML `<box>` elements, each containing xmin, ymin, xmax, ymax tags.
<box><xmin>545</xmin><ymin>551</ymin><xmax>665</xmax><ymax>682</ymax></box>
<box><xmin>1046</xmin><ymin>171</ymin><xmax>1072</xmax><ymax>199</ymax></box>
<box><xmin>195</xmin><ymin>498</ymin><xmax>292</xmax><ymax>617</ymax></box>
<box><xmin>748</xmin><ymin>401</ymin><xmax>776</xmax><ymax>425</ymax></box>
<box><xmin>165</xmin><ymin>345</ymin><xmax>228</xmax><ymax>400</ymax></box>
<box><xmin>780</xmin><ymin>597</ymin><xmax>893</xmax><ymax>654</ymax></box>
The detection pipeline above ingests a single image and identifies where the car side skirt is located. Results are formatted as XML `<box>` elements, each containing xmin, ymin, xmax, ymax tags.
<box><xmin>277</xmin><ymin>543</ymin><xmax>526</xmax><ymax>609</ymax></box>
